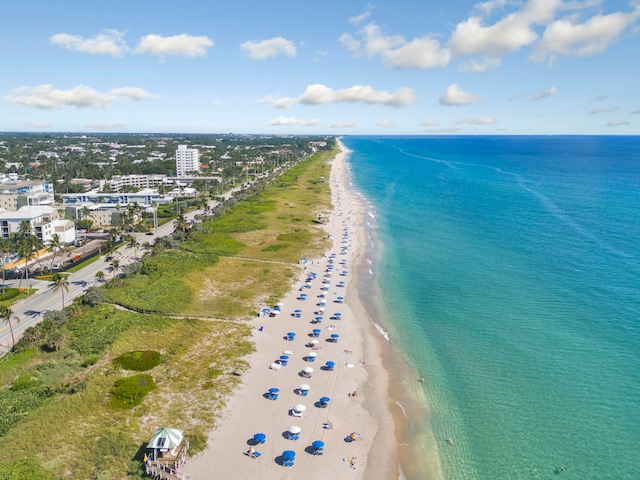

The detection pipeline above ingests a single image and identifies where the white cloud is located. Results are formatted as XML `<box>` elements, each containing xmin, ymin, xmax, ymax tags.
<box><xmin>588</xmin><ymin>106</ymin><xmax>619</xmax><ymax>114</ymax></box>
<box><xmin>329</xmin><ymin>121</ymin><xmax>356</xmax><ymax>128</ymax></box>
<box><xmin>631</xmin><ymin>109</ymin><xmax>640</xmax><ymax>114</ymax></box>
<box><xmin>4</xmin><ymin>84</ymin><xmax>153</xmax><ymax>109</ymax></box>
<box><xmin>382</xmin><ymin>36</ymin><xmax>452</xmax><ymax>69</ymax></box>
<box><xmin>458</xmin><ymin>56</ymin><xmax>502</xmax><ymax>72</ymax></box>
<box><xmin>456</xmin><ymin>117</ymin><xmax>498</xmax><ymax>124</ymax></box>
<box><xmin>607</xmin><ymin>119</ymin><xmax>630</xmax><ymax>126</ymax></box>
<box><xmin>270</xmin><ymin>116</ymin><xmax>319</xmax><ymax>126</ymax></box>
<box><xmin>449</xmin><ymin>0</ymin><xmax>560</xmax><ymax>57</ymax></box>
<box><xmin>349</xmin><ymin>12</ymin><xmax>371</xmax><ymax>24</ymax></box>
<box><xmin>420</xmin><ymin>120</ymin><xmax>439</xmax><ymax>127</ymax></box>
<box><xmin>439</xmin><ymin>84</ymin><xmax>482</xmax><ymax>106</ymax></box>
<box><xmin>241</xmin><ymin>37</ymin><xmax>296</xmax><ymax>60</ymax></box>
<box><xmin>50</xmin><ymin>29</ymin><xmax>127</xmax><ymax>56</ymax></box>
<box><xmin>376</xmin><ymin>119</ymin><xmax>396</xmax><ymax>127</ymax></box>
<box><xmin>533</xmin><ymin>86</ymin><xmax>558</xmax><ymax>99</ymax></box>
<box><xmin>258</xmin><ymin>94</ymin><xmax>296</xmax><ymax>109</ymax></box>
<box><xmin>135</xmin><ymin>34</ymin><xmax>214</xmax><ymax>58</ymax></box>
<box><xmin>475</xmin><ymin>0</ymin><xmax>509</xmax><ymax>17</ymax></box>
<box><xmin>339</xmin><ymin>22</ymin><xmax>450</xmax><ymax>69</ymax></box>
<box><xmin>109</xmin><ymin>87</ymin><xmax>153</xmax><ymax>101</ymax></box>
<box><xmin>530</xmin><ymin>6</ymin><xmax>640</xmax><ymax>61</ymax></box>
<box><xmin>298</xmin><ymin>84</ymin><xmax>417</xmax><ymax>106</ymax></box>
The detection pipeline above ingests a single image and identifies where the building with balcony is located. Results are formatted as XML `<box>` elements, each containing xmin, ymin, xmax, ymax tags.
<box><xmin>175</xmin><ymin>145</ymin><xmax>200</xmax><ymax>176</ymax></box>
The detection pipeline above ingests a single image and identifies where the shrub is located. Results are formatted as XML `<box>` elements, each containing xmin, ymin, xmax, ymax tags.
<box><xmin>81</xmin><ymin>356</ymin><xmax>99</xmax><ymax>367</ymax></box>
<box><xmin>109</xmin><ymin>374</ymin><xmax>156</xmax><ymax>409</ymax></box>
<box><xmin>42</xmin><ymin>310</ymin><xmax>67</xmax><ymax>327</ymax></box>
<box><xmin>0</xmin><ymin>288</ymin><xmax>21</xmax><ymax>302</ymax></box>
<box><xmin>112</xmin><ymin>351</ymin><xmax>162</xmax><ymax>372</ymax></box>
<box><xmin>0</xmin><ymin>458</ymin><xmax>53</xmax><ymax>479</ymax></box>
<box><xmin>11</xmin><ymin>373</ymin><xmax>41</xmax><ymax>391</ymax></box>
<box><xmin>82</xmin><ymin>287</ymin><xmax>106</xmax><ymax>306</ymax></box>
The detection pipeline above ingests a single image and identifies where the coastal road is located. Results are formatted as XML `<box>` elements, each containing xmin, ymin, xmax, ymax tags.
<box><xmin>0</xmin><ymin>203</ymin><xmax>208</xmax><ymax>353</ymax></box>
<box><xmin>0</xmin><ymin>181</ymin><xmax>257</xmax><ymax>352</ymax></box>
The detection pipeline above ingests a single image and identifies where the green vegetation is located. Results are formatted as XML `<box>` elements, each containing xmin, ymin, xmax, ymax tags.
<box><xmin>0</xmin><ymin>288</ymin><xmax>22</xmax><ymax>302</ymax></box>
<box><xmin>113</xmin><ymin>350</ymin><xmax>162</xmax><ymax>371</ymax></box>
<box><xmin>0</xmin><ymin>138</ymin><xmax>336</xmax><ymax>478</ymax></box>
<box><xmin>103</xmin><ymin>143</ymin><xmax>335</xmax><ymax>318</ymax></box>
<box><xmin>0</xmin><ymin>304</ymin><xmax>252</xmax><ymax>478</ymax></box>
<box><xmin>109</xmin><ymin>374</ymin><xmax>156</xmax><ymax>408</ymax></box>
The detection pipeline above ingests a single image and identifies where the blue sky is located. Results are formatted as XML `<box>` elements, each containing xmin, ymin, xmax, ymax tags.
<box><xmin>1</xmin><ymin>0</ymin><xmax>639</xmax><ymax>134</ymax></box>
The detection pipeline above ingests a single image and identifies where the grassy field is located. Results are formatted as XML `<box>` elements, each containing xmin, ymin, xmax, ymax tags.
<box><xmin>0</xmin><ymin>143</ymin><xmax>336</xmax><ymax>479</ymax></box>
<box><xmin>106</xmin><ymin>145</ymin><xmax>335</xmax><ymax>318</ymax></box>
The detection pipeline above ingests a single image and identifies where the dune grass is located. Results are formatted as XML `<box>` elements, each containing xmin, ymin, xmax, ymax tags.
<box><xmin>0</xmin><ymin>304</ymin><xmax>252</xmax><ymax>479</ymax></box>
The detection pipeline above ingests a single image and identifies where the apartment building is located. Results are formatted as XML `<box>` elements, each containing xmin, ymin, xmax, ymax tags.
<box><xmin>175</xmin><ymin>145</ymin><xmax>200</xmax><ymax>176</ymax></box>
<box><xmin>0</xmin><ymin>179</ymin><xmax>55</xmax><ymax>211</ymax></box>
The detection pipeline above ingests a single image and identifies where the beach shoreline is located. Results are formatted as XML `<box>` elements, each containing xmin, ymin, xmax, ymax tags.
<box><xmin>183</xmin><ymin>138</ymin><xmax>402</xmax><ymax>479</ymax></box>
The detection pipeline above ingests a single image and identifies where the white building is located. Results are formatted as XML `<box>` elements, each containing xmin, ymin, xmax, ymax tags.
<box><xmin>0</xmin><ymin>179</ymin><xmax>55</xmax><ymax>211</ymax></box>
<box><xmin>175</xmin><ymin>145</ymin><xmax>200</xmax><ymax>176</ymax></box>
<box><xmin>0</xmin><ymin>206</ymin><xmax>76</xmax><ymax>244</ymax></box>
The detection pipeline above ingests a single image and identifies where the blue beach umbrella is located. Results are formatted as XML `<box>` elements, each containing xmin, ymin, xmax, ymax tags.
<box><xmin>320</xmin><ymin>396</ymin><xmax>331</xmax><ymax>404</ymax></box>
<box><xmin>254</xmin><ymin>433</ymin><xmax>266</xmax><ymax>443</ymax></box>
<box><xmin>269</xmin><ymin>388</ymin><xmax>280</xmax><ymax>394</ymax></box>
<box><xmin>325</xmin><ymin>361</ymin><xmax>335</xmax><ymax>370</ymax></box>
<box><xmin>315</xmin><ymin>316</ymin><xmax>323</xmax><ymax>323</ymax></box>
<box><xmin>330</xmin><ymin>334</ymin><xmax>339</xmax><ymax>340</ymax></box>
<box><xmin>312</xmin><ymin>440</ymin><xmax>325</xmax><ymax>449</ymax></box>
<box><xmin>283</xmin><ymin>450</ymin><xmax>296</xmax><ymax>460</ymax></box>
<box><xmin>312</xmin><ymin>329</ymin><xmax>322</xmax><ymax>337</ymax></box>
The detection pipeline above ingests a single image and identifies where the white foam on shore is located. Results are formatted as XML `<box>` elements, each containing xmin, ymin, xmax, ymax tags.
<box><xmin>395</xmin><ymin>400</ymin><xmax>409</xmax><ymax>419</ymax></box>
<box><xmin>373</xmin><ymin>321</ymin><xmax>391</xmax><ymax>342</ymax></box>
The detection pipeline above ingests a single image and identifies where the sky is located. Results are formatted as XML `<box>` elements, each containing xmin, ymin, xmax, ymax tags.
<box><xmin>1</xmin><ymin>0</ymin><xmax>639</xmax><ymax>135</ymax></box>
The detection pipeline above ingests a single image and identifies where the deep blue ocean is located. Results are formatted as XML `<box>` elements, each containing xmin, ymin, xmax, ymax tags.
<box><xmin>341</xmin><ymin>136</ymin><xmax>640</xmax><ymax>480</ymax></box>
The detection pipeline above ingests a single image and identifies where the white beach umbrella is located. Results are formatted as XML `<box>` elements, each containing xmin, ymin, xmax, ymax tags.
<box><xmin>310</xmin><ymin>339</ymin><xmax>319</xmax><ymax>345</ymax></box>
<box><xmin>308</xmin><ymin>352</ymin><xmax>317</xmax><ymax>358</ymax></box>
<box><xmin>293</xmin><ymin>404</ymin><xmax>306</xmax><ymax>413</ymax></box>
<box><xmin>304</xmin><ymin>367</ymin><xmax>314</xmax><ymax>373</ymax></box>
<box><xmin>283</xmin><ymin>350</ymin><xmax>293</xmax><ymax>355</ymax></box>
<box><xmin>299</xmin><ymin>384</ymin><xmax>310</xmax><ymax>390</ymax></box>
<box><xmin>289</xmin><ymin>426</ymin><xmax>302</xmax><ymax>434</ymax></box>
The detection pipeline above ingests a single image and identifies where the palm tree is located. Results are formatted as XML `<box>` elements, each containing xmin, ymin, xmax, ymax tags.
<box><xmin>0</xmin><ymin>238</ymin><xmax>11</xmax><ymax>293</ymax></box>
<box><xmin>49</xmin><ymin>273</ymin><xmax>70</xmax><ymax>308</ymax></box>
<box><xmin>17</xmin><ymin>220</ymin><xmax>32</xmax><ymax>239</ymax></box>
<box><xmin>110</xmin><ymin>258</ymin><xmax>121</xmax><ymax>286</ymax></box>
<box><xmin>125</xmin><ymin>235</ymin><xmax>139</xmax><ymax>259</ymax></box>
<box><xmin>174</xmin><ymin>212</ymin><xmax>188</xmax><ymax>233</ymax></box>
<box><xmin>80</xmin><ymin>206</ymin><xmax>90</xmax><ymax>222</ymax></box>
<box><xmin>46</xmin><ymin>233</ymin><xmax>63</xmax><ymax>271</ymax></box>
<box><xmin>16</xmin><ymin>240</ymin><xmax>33</xmax><ymax>290</ymax></box>
<box><xmin>0</xmin><ymin>306</ymin><xmax>20</xmax><ymax>349</ymax></box>
<box><xmin>95</xmin><ymin>270</ymin><xmax>105</xmax><ymax>284</ymax></box>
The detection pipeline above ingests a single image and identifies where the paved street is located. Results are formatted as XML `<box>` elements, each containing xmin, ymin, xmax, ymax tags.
<box><xmin>0</xmin><ymin>204</ymin><xmax>204</xmax><ymax>353</ymax></box>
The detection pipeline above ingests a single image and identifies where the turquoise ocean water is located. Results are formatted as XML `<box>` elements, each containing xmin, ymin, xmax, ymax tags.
<box><xmin>341</xmin><ymin>136</ymin><xmax>640</xmax><ymax>480</ymax></box>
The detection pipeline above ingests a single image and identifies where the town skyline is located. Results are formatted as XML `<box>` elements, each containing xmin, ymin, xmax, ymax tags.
<box><xmin>2</xmin><ymin>0</ymin><xmax>639</xmax><ymax>135</ymax></box>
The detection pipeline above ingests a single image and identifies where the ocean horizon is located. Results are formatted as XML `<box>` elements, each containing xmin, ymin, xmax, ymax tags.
<box><xmin>342</xmin><ymin>135</ymin><xmax>640</xmax><ymax>479</ymax></box>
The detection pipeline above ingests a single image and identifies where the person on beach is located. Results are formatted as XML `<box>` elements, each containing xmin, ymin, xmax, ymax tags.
<box><xmin>247</xmin><ymin>446</ymin><xmax>256</xmax><ymax>458</ymax></box>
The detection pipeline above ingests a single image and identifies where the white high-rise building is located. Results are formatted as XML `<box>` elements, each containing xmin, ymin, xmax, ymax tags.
<box><xmin>175</xmin><ymin>145</ymin><xmax>200</xmax><ymax>176</ymax></box>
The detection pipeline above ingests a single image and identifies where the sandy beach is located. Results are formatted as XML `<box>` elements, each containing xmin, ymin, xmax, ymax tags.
<box><xmin>184</xmin><ymin>140</ymin><xmax>399</xmax><ymax>479</ymax></box>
